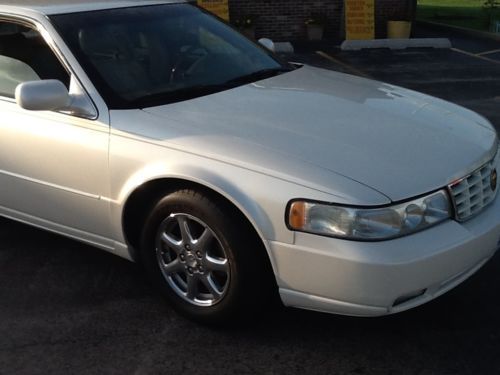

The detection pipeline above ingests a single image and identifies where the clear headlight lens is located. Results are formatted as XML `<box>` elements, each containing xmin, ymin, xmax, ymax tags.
<box><xmin>287</xmin><ymin>190</ymin><xmax>451</xmax><ymax>241</ymax></box>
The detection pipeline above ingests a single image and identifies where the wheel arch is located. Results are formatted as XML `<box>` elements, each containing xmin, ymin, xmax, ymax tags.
<box><xmin>120</xmin><ymin>175</ymin><xmax>278</xmax><ymax>274</ymax></box>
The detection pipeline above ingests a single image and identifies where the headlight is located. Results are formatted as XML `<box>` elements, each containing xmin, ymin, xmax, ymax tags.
<box><xmin>287</xmin><ymin>190</ymin><xmax>451</xmax><ymax>241</ymax></box>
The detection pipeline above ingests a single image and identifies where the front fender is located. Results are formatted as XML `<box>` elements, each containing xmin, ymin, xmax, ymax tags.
<box><xmin>107</xmin><ymin>133</ymin><xmax>343</xmax><ymax>266</ymax></box>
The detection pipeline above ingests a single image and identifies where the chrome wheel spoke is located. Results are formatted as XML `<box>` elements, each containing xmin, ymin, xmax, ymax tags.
<box><xmin>186</xmin><ymin>275</ymin><xmax>198</xmax><ymax>300</ymax></box>
<box><xmin>205</xmin><ymin>255</ymin><xmax>229</xmax><ymax>273</ymax></box>
<box><xmin>161</xmin><ymin>259</ymin><xmax>184</xmax><ymax>275</ymax></box>
<box><xmin>177</xmin><ymin>215</ymin><xmax>194</xmax><ymax>245</ymax></box>
<box><xmin>161</xmin><ymin>232</ymin><xmax>183</xmax><ymax>253</ymax></box>
<box><xmin>194</xmin><ymin>227</ymin><xmax>213</xmax><ymax>251</ymax></box>
<box><xmin>202</xmin><ymin>275</ymin><xmax>223</xmax><ymax>298</ymax></box>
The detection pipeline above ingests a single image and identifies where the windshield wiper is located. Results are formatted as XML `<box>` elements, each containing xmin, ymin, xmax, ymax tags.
<box><xmin>224</xmin><ymin>67</ymin><xmax>293</xmax><ymax>86</ymax></box>
<box><xmin>131</xmin><ymin>68</ymin><xmax>293</xmax><ymax>108</ymax></box>
<box><xmin>132</xmin><ymin>84</ymin><xmax>231</xmax><ymax>108</ymax></box>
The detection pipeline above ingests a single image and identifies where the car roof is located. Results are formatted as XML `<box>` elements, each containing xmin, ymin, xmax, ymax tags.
<box><xmin>0</xmin><ymin>0</ymin><xmax>187</xmax><ymax>16</ymax></box>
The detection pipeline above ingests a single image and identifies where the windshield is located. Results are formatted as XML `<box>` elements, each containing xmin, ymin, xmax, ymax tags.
<box><xmin>51</xmin><ymin>4</ymin><xmax>292</xmax><ymax>109</ymax></box>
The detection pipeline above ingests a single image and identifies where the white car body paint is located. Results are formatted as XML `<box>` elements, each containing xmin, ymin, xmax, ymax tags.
<box><xmin>0</xmin><ymin>0</ymin><xmax>498</xmax><ymax>316</ymax></box>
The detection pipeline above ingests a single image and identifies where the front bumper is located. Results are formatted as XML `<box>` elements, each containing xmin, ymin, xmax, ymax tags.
<box><xmin>271</xmin><ymin>192</ymin><xmax>500</xmax><ymax>317</ymax></box>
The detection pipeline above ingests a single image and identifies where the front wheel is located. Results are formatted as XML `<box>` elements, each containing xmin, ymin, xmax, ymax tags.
<box><xmin>155</xmin><ymin>212</ymin><xmax>231</xmax><ymax>307</ymax></box>
<box><xmin>140</xmin><ymin>189</ymin><xmax>275</xmax><ymax>324</ymax></box>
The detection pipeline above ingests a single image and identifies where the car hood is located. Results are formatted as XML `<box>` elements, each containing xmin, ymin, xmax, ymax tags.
<box><xmin>121</xmin><ymin>65</ymin><xmax>498</xmax><ymax>202</ymax></box>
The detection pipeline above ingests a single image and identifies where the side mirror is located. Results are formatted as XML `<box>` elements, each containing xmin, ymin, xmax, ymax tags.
<box><xmin>15</xmin><ymin>78</ymin><xmax>97</xmax><ymax>119</ymax></box>
<box><xmin>258</xmin><ymin>38</ymin><xmax>276</xmax><ymax>52</ymax></box>
<box><xmin>15</xmin><ymin>80</ymin><xmax>70</xmax><ymax>111</ymax></box>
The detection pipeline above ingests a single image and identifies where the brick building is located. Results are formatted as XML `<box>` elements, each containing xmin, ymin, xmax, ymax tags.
<box><xmin>228</xmin><ymin>0</ymin><xmax>409</xmax><ymax>41</ymax></box>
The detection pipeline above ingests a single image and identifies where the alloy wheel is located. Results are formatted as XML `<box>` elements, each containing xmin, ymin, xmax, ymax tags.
<box><xmin>155</xmin><ymin>213</ymin><xmax>230</xmax><ymax>306</ymax></box>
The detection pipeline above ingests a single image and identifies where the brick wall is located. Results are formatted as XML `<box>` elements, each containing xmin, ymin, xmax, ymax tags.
<box><xmin>228</xmin><ymin>0</ymin><xmax>343</xmax><ymax>41</ymax></box>
<box><xmin>227</xmin><ymin>0</ymin><xmax>409</xmax><ymax>41</ymax></box>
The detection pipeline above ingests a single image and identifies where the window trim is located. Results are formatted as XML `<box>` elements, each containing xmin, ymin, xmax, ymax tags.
<box><xmin>0</xmin><ymin>14</ymin><xmax>99</xmax><ymax>120</ymax></box>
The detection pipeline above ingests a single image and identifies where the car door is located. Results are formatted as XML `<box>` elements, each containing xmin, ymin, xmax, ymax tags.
<box><xmin>0</xmin><ymin>18</ymin><xmax>112</xmax><ymax>240</ymax></box>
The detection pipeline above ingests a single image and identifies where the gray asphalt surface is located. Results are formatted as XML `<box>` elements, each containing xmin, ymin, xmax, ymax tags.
<box><xmin>2</xmin><ymin>36</ymin><xmax>500</xmax><ymax>375</ymax></box>
<box><xmin>415</xmin><ymin>22</ymin><xmax>500</xmax><ymax>59</ymax></box>
<box><xmin>1</xmin><ymin>217</ymin><xmax>500</xmax><ymax>374</ymax></box>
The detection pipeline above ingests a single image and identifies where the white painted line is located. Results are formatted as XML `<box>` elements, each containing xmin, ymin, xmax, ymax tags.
<box><xmin>477</xmin><ymin>48</ymin><xmax>500</xmax><ymax>56</ymax></box>
<box><xmin>315</xmin><ymin>51</ymin><xmax>371</xmax><ymax>78</ymax></box>
<box><xmin>451</xmin><ymin>48</ymin><xmax>500</xmax><ymax>65</ymax></box>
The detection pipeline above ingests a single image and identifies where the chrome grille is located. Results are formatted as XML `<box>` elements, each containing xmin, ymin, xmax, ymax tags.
<box><xmin>449</xmin><ymin>151</ymin><xmax>498</xmax><ymax>221</ymax></box>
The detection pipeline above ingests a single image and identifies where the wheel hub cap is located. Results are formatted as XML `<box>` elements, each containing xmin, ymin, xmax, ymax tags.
<box><xmin>185</xmin><ymin>253</ymin><xmax>198</xmax><ymax>269</ymax></box>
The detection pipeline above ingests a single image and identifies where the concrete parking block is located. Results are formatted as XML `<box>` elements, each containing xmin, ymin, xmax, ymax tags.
<box><xmin>341</xmin><ymin>38</ymin><xmax>452</xmax><ymax>51</ymax></box>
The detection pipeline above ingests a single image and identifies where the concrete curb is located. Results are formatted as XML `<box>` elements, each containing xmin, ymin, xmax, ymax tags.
<box><xmin>417</xmin><ymin>20</ymin><xmax>500</xmax><ymax>43</ymax></box>
<box><xmin>340</xmin><ymin>38</ymin><xmax>452</xmax><ymax>51</ymax></box>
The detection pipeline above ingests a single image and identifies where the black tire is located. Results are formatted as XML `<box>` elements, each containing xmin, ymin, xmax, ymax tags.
<box><xmin>140</xmin><ymin>188</ymin><xmax>276</xmax><ymax>324</ymax></box>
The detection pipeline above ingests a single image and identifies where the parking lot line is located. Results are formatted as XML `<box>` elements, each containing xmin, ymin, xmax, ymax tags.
<box><xmin>477</xmin><ymin>48</ymin><xmax>500</xmax><ymax>56</ymax></box>
<box><xmin>315</xmin><ymin>51</ymin><xmax>372</xmax><ymax>78</ymax></box>
<box><xmin>450</xmin><ymin>47</ymin><xmax>500</xmax><ymax>64</ymax></box>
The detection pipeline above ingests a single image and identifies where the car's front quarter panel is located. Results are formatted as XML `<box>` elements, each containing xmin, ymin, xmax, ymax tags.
<box><xmin>108</xmin><ymin>132</ymin><xmax>335</xmax><ymax>245</ymax></box>
<box><xmin>107</xmin><ymin>109</ymin><xmax>394</xmax><ymax>268</ymax></box>
<box><xmin>106</xmin><ymin>110</ymin><xmax>389</xmax><ymax>250</ymax></box>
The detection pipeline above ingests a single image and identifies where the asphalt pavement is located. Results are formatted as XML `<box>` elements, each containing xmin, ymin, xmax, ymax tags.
<box><xmin>1</xmin><ymin>216</ymin><xmax>500</xmax><ymax>374</ymax></box>
<box><xmin>415</xmin><ymin>21</ymin><xmax>500</xmax><ymax>58</ymax></box>
<box><xmin>2</xmin><ymin>31</ymin><xmax>500</xmax><ymax>375</ymax></box>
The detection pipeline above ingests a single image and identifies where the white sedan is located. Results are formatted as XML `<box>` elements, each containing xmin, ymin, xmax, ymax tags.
<box><xmin>0</xmin><ymin>0</ymin><xmax>499</xmax><ymax>323</ymax></box>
